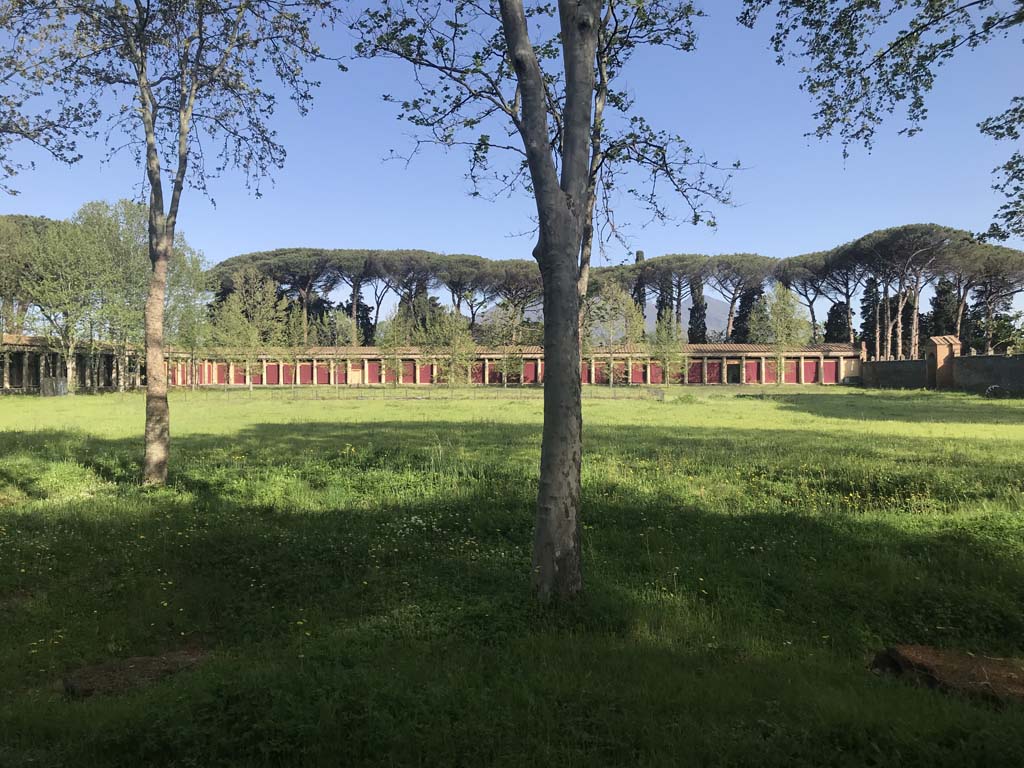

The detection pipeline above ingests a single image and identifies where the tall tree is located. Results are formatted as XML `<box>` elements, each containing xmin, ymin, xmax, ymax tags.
<box><xmin>860</xmin><ymin>276</ymin><xmax>881</xmax><ymax>359</ymax></box>
<box><xmin>822</xmin><ymin>301</ymin><xmax>851</xmax><ymax>343</ymax></box>
<box><xmin>212</xmin><ymin>266</ymin><xmax>287</xmax><ymax>393</ymax></box>
<box><xmin>707</xmin><ymin>253</ymin><xmax>772</xmax><ymax>339</ymax></box>
<box><xmin>8</xmin><ymin>1</ymin><xmax>340</xmax><ymax>484</ymax></box>
<box><xmin>730</xmin><ymin>286</ymin><xmax>764</xmax><ymax>343</ymax></box>
<box><xmin>775</xmin><ymin>252</ymin><xmax>828</xmax><ymax>343</ymax></box>
<box><xmin>927</xmin><ymin>277</ymin><xmax>960</xmax><ymax>338</ymax></box>
<box><xmin>822</xmin><ymin>242</ymin><xmax>868</xmax><ymax>344</ymax></box>
<box><xmin>740</xmin><ymin>0</ymin><xmax>1024</xmax><ymax>239</ymax></box>
<box><xmin>687</xmin><ymin>276</ymin><xmax>708</xmax><ymax>343</ymax></box>
<box><xmin>20</xmin><ymin>218</ymin><xmax>105</xmax><ymax>391</ymax></box>
<box><xmin>356</xmin><ymin>0</ymin><xmax>735</xmax><ymax>600</ymax></box>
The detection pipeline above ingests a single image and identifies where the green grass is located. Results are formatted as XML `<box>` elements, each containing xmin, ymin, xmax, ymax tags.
<box><xmin>1</xmin><ymin>386</ymin><xmax>1023</xmax><ymax>767</ymax></box>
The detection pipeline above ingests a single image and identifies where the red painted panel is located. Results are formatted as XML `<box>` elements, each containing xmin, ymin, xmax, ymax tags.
<box><xmin>316</xmin><ymin>364</ymin><xmax>330</xmax><ymax>384</ymax></box>
<box><xmin>822</xmin><ymin>359</ymin><xmax>838</xmax><ymax>384</ymax></box>
<box><xmin>487</xmin><ymin>364</ymin><xmax>503</xmax><ymax>385</ymax></box>
<box><xmin>335</xmin><ymin>364</ymin><xmax>347</xmax><ymax>385</ymax></box>
<box><xmin>745</xmin><ymin>360</ymin><xmax>759</xmax><ymax>383</ymax></box>
<box><xmin>297</xmin><ymin>363</ymin><xmax>312</xmax><ymax>385</ymax></box>
<box><xmin>611</xmin><ymin>362</ymin><xmax>627</xmax><ymax>384</ymax></box>
<box><xmin>763</xmin><ymin>360</ymin><xmax>778</xmax><ymax>384</ymax></box>
<box><xmin>803</xmin><ymin>360</ymin><xmax>819</xmax><ymax>384</ymax></box>
<box><xmin>580</xmin><ymin>362</ymin><xmax>590</xmax><ymax>384</ymax></box>
<box><xmin>593</xmin><ymin>362</ymin><xmax>608</xmax><ymax>385</ymax></box>
<box><xmin>384</xmin><ymin>363</ymin><xmax>398</xmax><ymax>384</ymax></box>
<box><xmin>215</xmin><ymin>363</ymin><xmax>226</xmax><ymax>385</ymax></box>
<box><xmin>402</xmin><ymin>361</ymin><xmax>416</xmax><ymax>384</ymax></box>
<box><xmin>784</xmin><ymin>360</ymin><xmax>798</xmax><ymax>384</ymax></box>
<box><xmin>418</xmin><ymin>363</ymin><xmax>432</xmax><ymax>384</ymax></box>
<box><xmin>631</xmin><ymin>363</ymin><xmax>645</xmax><ymax>384</ymax></box>
<box><xmin>250</xmin><ymin>371</ymin><xmax>263</xmax><ymax>386</ymax></box>
<box><xmin>706</xmin><ymin>361</ymin><xmax>722</xmax><ymax>384</ymax></box>
<box><xmin>471</xmin><ymin>362</ymin><xmax>484</xmax><ymax>384</ymax></box>
<box><xmin>266</xmin><ymin>364</ymin><xmax>280</xmax><ymax>385</ymax></box>
<box><xmin>523</xmin><ymin>360</ymin><xmax>537</xmax><ymax>384</ymax></box>
<box><xmin>366</xmin><ymin>361</ymin><xmax>381</xmax><ymax>383</ymax></box>
<box><xmin>233</xmin><ymin>366</ymin><xmax>246</xmax><ymax>385</ymax></box>
<box><xmin>649</xmin><ymin>363</ymin><xmax>664</xmax><ymax>385</ymax></box>
<box><xmin>683</xmin><ymin>361</ymin><xmax>698</xmax><ymax>384</ymax></box>
<box><xmin>280</xmin><ymin>364</ymin><xmax>293</xmax><ymax>385</ymax></box>
<box><xmin>168</xmin><ymin>364</ymin><xmax>177</xmax><ymax>386</ymax></box>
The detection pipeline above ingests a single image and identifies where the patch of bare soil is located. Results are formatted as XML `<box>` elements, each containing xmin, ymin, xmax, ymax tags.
<box><xmin>62</xmin><ymin>649</ymin><xmax>208</xmax><ymax>698</ymax></box>
<box><xmin>872</xmin><ymin>644</ymin><xmax>1024</xmax><ymax>704</ymax></box>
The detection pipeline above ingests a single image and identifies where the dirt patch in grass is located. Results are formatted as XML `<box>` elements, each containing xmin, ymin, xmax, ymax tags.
<box><xmin>872</xmin><ymin>644</ymin><xmax>1024</xmax><ymax>704</ymax></box>
<box><xmin>62</xmin><ymin>649</ymin><xmax>208</xmax><ymax>698</ymax></box>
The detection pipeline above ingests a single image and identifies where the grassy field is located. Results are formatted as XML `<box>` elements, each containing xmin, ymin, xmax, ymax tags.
<box><xmin>1</xmin><ymin>386</ymin><xmax>1023</xmax><ymax>767</ymax></box>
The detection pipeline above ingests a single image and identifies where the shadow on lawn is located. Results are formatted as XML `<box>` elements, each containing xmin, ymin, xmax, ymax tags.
<box><xmin>3</xmin><ymin>418</ymin><xmax>1024</xmax><ymax>765</ymax></box>
<box><xmin>2</xmin><ymin>418</ymin><xmax>1023</xmax><ymax>657</ymax></box>
<box><xmin>758</xmin><ymin>389</ymin><xmax>1024</xmax><ymax>425</ymax></box>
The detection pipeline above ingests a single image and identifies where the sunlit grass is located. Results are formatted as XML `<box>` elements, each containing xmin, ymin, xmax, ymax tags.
<box><xmin>1</xmin><ymin>386</ymin><xmax>1023</xmax><ymax>767</ymax></box>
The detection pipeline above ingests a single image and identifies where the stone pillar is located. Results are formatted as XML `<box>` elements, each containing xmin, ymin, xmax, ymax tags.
<box><xmin>483</xmin><ymin>358</ymin><xmax>490</xmax><ymax>385</ymax></box>
<box><xmin>837</xmin><ymin>356</ymin><xmax>845</xmax><ymax>382</ymax></box>
<box><xmin>589</xmin><ymin>358</ymin><xmax>595</xmax><ymax>386</ymax></box>
<box><xmin>818</xmin><ymin>355</ymin><xmax>825</xmax><ymax>385</ymax></box>
<box><xmin>362</xmin><ymin>358</ymin><xmax>369</xmax><ymax>384</ymax></box>
<box><xmin>627</xmin><ymin>357</ymin><xmax>633</xmax><ymax>386</ymax></box>
<box><xmin>537</xmin><ymin>357</ymin><xmax>543</xmax><ymax>384</ymax></box>
<box><xmin>721</xmin><ymin>357</ymin><xmax>728</xmax><ymax>384</ymax></box>
<box><xmin>312</xmin><ymin>359</ymin><xmax>318</xmax><ymax>386</ymax></box>
<box><xmin>228</xmin><ymin>362</ymin><xmax>235</xmax><ymax>386</ymax></box>
<box><xmin>329</xmin><ymin>360</ymin><xmax>335</xmax><ymax>386</ymax></box>
<box><xmin>520</xmin><ymin>358</ymin><xmax>526</xmax><ymax>386</ymax></box>
<box><xmin>701</xmin><ymin>357</ymin><xmax>708</xmax><ymax>385</ymax></box>
<box><xmin>261</xmin><ymin>360</ymin><xmax>267</xmax><ymax>385</ymax></box>
<box><xmin>414</xmin><ymin>360</ymin><xmax>421</xmax><ymax>385</ymax></box>
<box><xmin>759</xmin><ymin>357</ymin><xmax>767</xmax><ymax>384</ymax></box>
<box><xmin>798</xmin><ymin>356</ymin><xmax>806</xmax><ymax>384</ymax></box>
<box><xmin>740</xmin><ymin>356</ymin><xmax>747</xmax><ymax>384</ymax></box>
<box><xmin>1</xmin><ymin>352</ymin><xmax>9</xmax><ymax>390</ymax></box>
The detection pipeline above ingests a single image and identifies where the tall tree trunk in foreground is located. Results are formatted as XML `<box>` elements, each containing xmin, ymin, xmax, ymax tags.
<box><xmin>143</xmin><ymin>232</ymin><xmax>172</xmax><ymax>485</ymax></box>
<box><xmin>499</xmin><ymin>0</ymin><xmax>598</xmax><ymax>600</ymax></box>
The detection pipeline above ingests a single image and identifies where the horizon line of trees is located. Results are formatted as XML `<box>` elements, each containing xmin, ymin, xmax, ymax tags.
<box><xmin>4</xmin><ymin>210</ymin><xmax>1024</xmax><ymax>374</ymax></box>
<box><xmin>210</xmin><ymin>222</ymin><xmax>1024</xmax><ymax>358</ymax></box>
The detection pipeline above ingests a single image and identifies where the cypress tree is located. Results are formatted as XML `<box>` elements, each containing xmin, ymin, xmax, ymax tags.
<box><xmin>730</xmin><ymin>287</ymin><xmax>763</xmax><ymax>343</ymax></box>
<box><xmin>823</xmin><ymin>302</ymin><xmax>851</xmax><ymax>343</ymax></box>
<box><xmin>927</xmin><ymin>278</ymin><xmax>958</xmax><ymax>337</ymax></box>
<box><xmin>860</xmin><ymin>277</ymin><xmax>880</xmax><ymax>357</ymax></box>
<box><xmin>688</xmin><ymin>277</ymin><xmax>708</xmax><ymax>343</ymax></box>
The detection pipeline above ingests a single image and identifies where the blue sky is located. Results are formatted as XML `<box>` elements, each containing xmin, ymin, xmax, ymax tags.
<box><xmin>2</xmin><ymin>3</ymin><xmax>1021</xmax><ymax>275</ymax></box>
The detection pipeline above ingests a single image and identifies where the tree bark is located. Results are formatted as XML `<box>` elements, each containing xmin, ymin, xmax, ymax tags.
<box><xmin>143</xmin><ymin>236</ymin><xmax>172</xmax><ymax>485</ymax></box>
<box><xmin>910</xmin><ymin>287</ymin><xmax>921</xmax><ymax>359</ymax></box>
<box><xmin>65</xmin><ymin>346</ymin><xmax>77</xmax><ymax>394</ymax></box>
<box><xmin>532</xmin><ymin>233</ymin><xmax>583</xmax><ymax>601</ymax></box>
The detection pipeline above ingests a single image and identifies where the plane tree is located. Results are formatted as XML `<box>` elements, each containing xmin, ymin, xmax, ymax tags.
<box><xmin>4</xmin><ymin>0</ymin><xmax>342</xmax><ymax>484</ymax></box>
<box><xmin>355</xmin><ymin>0</ymin><xmax>738</xmax><ymax>599</ymax></box>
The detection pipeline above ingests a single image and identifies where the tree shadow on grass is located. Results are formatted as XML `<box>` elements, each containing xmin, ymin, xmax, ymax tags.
<box><xmin>2</xmin><ymin>419</ymin><xmax>1024</xmax><ymax>765</ymax></box>
<box><xmin>750</xmin><ymin>389</ymin><xmax>1024</xmax><ymax>425</ymax></box>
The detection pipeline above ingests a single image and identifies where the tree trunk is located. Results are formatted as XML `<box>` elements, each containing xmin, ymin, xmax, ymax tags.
<box><xmin>65</xmin><ymin>347</ymin><xmax>77</xmax><ymax>394</ymax></box>
<box><xmin>895</xmin><ymin>292</ymin><xmax>906</xmax><ymax>360</ymax></box>
<box><xmin>119</xmin><ymin>348</ymin><xmax>128</xmax><ymax>393</ymax></box>
<box><xmin>143</xmin><ymin>236</ymin><xmax>172</xmax><ymax>486</ymax></box>
<box><xmin>955</xmin><ymin>295</ymin><xmax>967</xmax><ymax>340</ymax></box>
<box><xmin>846</xmin><ymin>294</ymin><xmax>855</xmax><ymax>345</ymax></box>
<box><xmin>809</xmin><ymin>301</ymin><xmax>819</xmax><ymax>344</ymax></box>
<box><xmin>532</xmin><ymin>234</ymin><xmax>583</xmax><ymax>601</ymax></box>
<box><xmin>910</xmin><ymin>288</ymin><xmax>921</xmax><ymax>359</ymax></box>
<box><xmin>725</xmin><ymin>298</ymin><xmax>737</xmax><ymax>341</ymax></box>
<box><xmin>873</xmin><ymin>301</ymin><xmax>880</xmax><ymax>360</ymax></box>
<box><xmin>883</xmin><ymin>284</ymin><xmax>892</xmax><ymax>359</ymax></box>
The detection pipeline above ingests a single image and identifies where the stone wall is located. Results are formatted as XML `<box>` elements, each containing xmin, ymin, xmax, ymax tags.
<box><xmin>861</xmin><ymin>359</ymin><xmax>928</xmax><ymax>389</ymax></box>
<box><xmin>953</xmin><ymin>355</ymin><xmax>1024</xmax><ymax>394</ymax></box>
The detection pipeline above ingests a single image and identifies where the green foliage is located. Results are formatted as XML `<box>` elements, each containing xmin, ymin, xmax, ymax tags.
<box><xmin>2</xmin><ymin>390</ymin><xmax>1024</xmax><ymax>765</ymax></box>
<box><xmin>420</xmin><ymin>308</ymin><xmax>476</xmax><ymax>386</ymax></box>
<box><xmin>582</xmin><ymin>281</ymin><xmax>645</xmax><ymax>353</ymax></box>
<box><xmin>741</xmin><ymin>0</ymin><xmax>1024</xmax><ymax>238</ymax></box>
<box><xmin>212</xmin><ymin>267</ymin><xmax>287</xmax><ymax>387</ymax></box>
<box><xmin>648</xmin><ymin>315</ymin><xmax>687</xmax><ymax>383</ymax></box>
<box><xmin>822</xmin><ymin>302</ymin><xmax>850</xmax><ymax>343</ymax></box>
<box><xmin>748</xmin><ymin>283</ymin><xmax>811</xmax><ymax>352</ymax></box>
<box><xmin>730</xmin><ymin>286</ymin><xmax>764</xmax><ymax>343</ymax></box>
